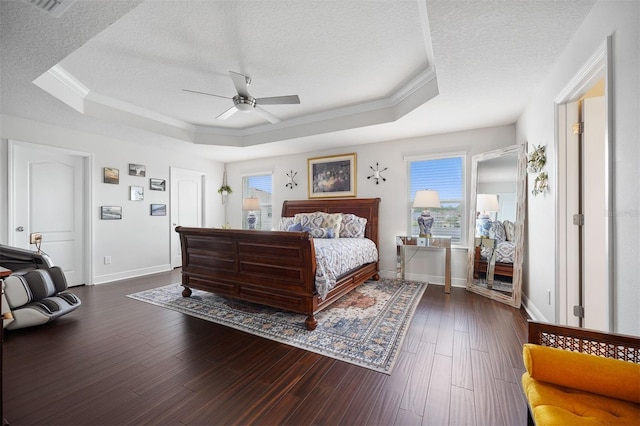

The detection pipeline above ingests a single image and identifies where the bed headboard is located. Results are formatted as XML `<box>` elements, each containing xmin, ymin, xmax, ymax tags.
<box><xmin>281</xmin><ymin>198</ymin><xmax>381</xmax><ymax>248</ymax></box>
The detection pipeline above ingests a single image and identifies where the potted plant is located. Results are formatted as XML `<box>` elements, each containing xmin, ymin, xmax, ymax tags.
<box><xmin>217</xmin><ymin>184</ymin><xmax>232</xmax><ymax>196</ymax></box>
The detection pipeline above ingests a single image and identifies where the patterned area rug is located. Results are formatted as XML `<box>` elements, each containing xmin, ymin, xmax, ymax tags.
<box><xmin>127</xmin><ymin>278</ymin><xmax>427</xmax><ymax>374</ymax></box>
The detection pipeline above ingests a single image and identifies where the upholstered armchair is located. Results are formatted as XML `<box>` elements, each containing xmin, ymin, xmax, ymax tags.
<box><xmin>0</xmin><ymin>244</ymin><xmax>81</xmax><ymax>330</ymax></box>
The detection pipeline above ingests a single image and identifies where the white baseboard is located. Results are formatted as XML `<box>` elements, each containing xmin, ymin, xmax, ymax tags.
<box><xmin>521</xmin><ymin>293</ymin><xmax>548</xmax><ymax>322</ymax></box>
<box><xmin>379</xmin><ymin>269</ymin><xmax>467</xmax><ymax>288</ymax></box>
<box><xmin>92</xmin><ymin>264</ymin><xmax>172</xmax><ymax>285</ymax></box>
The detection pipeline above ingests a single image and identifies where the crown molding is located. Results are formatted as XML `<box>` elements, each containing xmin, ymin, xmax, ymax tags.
<box><xmin>34</xmin><ymin>63</ymin><xmax>438</xmax><ymax>147</ymax></box>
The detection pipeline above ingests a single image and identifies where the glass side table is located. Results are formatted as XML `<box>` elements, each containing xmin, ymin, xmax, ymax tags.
<box><xmin>396</xmin><ymin>236</ymin><xmax>452</xmax><ymax>293</ymax></box>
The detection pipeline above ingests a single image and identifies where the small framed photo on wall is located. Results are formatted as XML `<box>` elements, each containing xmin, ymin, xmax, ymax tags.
<box><xmin>103</xmin><ymin>167</ymin><xmax>119</xmax><ymax>184</ymax></box>
<box><xmin>130</xmin><ymin>185</ymin><xmax>144</xmax><ymax>201</ymax></box>
<box><xmin>150</xmin><ymin>204</ymin><xmax>167</xmax><ymax>216</ymax></box>
<box><xmin>149</xmin><ymin>178</ymin><xmax>166</xmax><ymax>191</ymax></box>
<box><xmin>101</xmin><ymin>206</ymin><xmax>122</xmax><ymax>220</ymax></box>
<box><xmin>129</xmin><ymin>163</ymin><xmax>146</xmax><ymax>177</ymax></box>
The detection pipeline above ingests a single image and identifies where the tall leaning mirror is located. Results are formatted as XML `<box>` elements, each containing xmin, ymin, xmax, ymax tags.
<box><xmin>467</xmin><ymin>144</ymin><xmax>526</xmax><ymax>308</ymax></box>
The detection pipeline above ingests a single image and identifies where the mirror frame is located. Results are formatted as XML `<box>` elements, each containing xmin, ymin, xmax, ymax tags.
<box><xmin>466</xmin><ymin>144</ymin><xmax>526</xmax><ymax>308</ymax></box>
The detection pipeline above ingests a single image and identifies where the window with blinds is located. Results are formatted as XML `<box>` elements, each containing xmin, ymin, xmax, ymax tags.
<box><xmin>408</xmin><ymin>155</ymin><xmax>465</xmax><ymax>243</ymax></box>
<box><xmin>242</xmin><ymin>174</ymin><xmax>273</xmax><ymax>230</ymax></box>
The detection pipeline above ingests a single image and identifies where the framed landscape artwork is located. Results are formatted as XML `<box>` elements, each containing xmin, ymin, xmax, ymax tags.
<box><xmin>101</xmin><ymin>206</ymin><xmax>122</xmax><ymax>220</ymax></box>
<box><xmin>103</xmin><ymin>167</ymin><xmax>119</xmax><ymax>184</ymax></box>
<box><xmin>150</xmin><ymin>204</ymin><xmax>167</xmax><ymax>216</ymax></box>
<box><xmin>308</xmin><ymin>153</ymin><xmax>357</xmax><ymax>198</ymax></box>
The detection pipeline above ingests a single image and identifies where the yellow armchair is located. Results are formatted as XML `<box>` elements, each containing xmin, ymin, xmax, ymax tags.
<box><xmin>522</xmin><ymin>321</ymin><xmax>640</xmax><ymax>425</ymax></box>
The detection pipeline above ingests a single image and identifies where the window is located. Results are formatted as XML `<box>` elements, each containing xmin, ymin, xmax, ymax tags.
<box><xmin>408</xmin><ymin>155</ymin><xmax>465</xmax><ymax>243</ymax></box>
<box><xmin>242</xmin><ymin>174</ymin><xmax>272</xmax><ymax>230</ymax></box>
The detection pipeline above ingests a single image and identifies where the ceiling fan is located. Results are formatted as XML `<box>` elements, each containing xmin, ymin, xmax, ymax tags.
<box><xmin>183</xmin><ymin>71</ymin><xmax>300</xmax><ymax>124</ymax></box>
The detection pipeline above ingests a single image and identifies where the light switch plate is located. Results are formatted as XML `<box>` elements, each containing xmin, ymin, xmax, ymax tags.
<box><xmin>417</xmin><ymin>237</ymin><xmax>427</xmax><ymax>247</ymax></box>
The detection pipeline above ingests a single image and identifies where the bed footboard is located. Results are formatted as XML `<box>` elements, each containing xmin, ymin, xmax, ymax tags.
<box><xmin>176</xmin><ymin>227</ymin><xmax>322</xmax><ymax>328</ymax></box>
<box><xmin>176</xmin><ymin>198</ymin><xmax>381</xmax><ymax>331</ymax></box>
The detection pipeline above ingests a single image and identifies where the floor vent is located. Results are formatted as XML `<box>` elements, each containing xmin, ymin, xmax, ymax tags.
<box><xmin>24</xmin><ymin>0</ymin><xmax>76</xmax><ymax>18</ymax></box>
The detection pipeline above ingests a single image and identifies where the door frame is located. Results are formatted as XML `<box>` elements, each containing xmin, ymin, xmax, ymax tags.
<box><xmin>170</xmin><ymin>166</ymin><xmax>205</xmax><ymax>269</ymax></box>
<box><xmin>554</xmin><ymin>36</ymin><xmax>613</xmax><ymax>329</ymax></box>
<box><xmin>7</xmin><ymin>140</ymin><xmax>94</xmax><ymax>285</ymax></box>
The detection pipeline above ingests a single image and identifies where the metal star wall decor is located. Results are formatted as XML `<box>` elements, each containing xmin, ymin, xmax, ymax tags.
<box><xmin>285</xmin><ymin>170</ymin><xmax>298</xmax><ymax>189</ymax></box>
<box><xmin>367</xmin><ymin>162</ymin><xmax>388</xmax><ymax>184</ymax></box>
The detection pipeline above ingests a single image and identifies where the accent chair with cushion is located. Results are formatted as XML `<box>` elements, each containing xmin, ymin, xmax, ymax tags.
<box><xmin>522</xmin><ymin>320</ymin><xmax>640</xmax><ymax>425</ymax></box>
<box><xmin>0</xmin><ymin>244</ymin><xmax>81</xmax><ymax>330</ymax></box>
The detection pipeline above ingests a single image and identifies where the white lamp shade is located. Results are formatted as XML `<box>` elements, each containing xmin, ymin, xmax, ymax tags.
<box><xmin>242</xmin><ymin>197</ymin><xmax>261</xmax><ymax>211</ymax></box>
<box><xmin>413</xmin><ymin>190</ymin><xmax>441</xmax><ymax>209</ymax></box>
<box><xmin>477</xmin><ymin>193</ymin><xmax>500</xmax><ymax>212</ymax></box>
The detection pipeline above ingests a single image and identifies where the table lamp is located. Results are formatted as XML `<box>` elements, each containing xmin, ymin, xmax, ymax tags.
<box><xmin>242</xmin><ymin>197</ymin><xmax>261</xmax><ymax>230</ymax></box>
<box><xmin>476</xmin><ymin>193</ymin><xmax>499</xmax><ymax>237</ymax></box>
<box><xmin>413</xmin><ymin>189</ymin><xmax>441</xmax><ymax>237</ymax></box>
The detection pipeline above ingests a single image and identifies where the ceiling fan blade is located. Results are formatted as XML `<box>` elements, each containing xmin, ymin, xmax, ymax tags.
<box><xmin>182</xmin><ymin>89</ymin><xmax>231</xmax><ymax>99</ymax></box>
<box><xmin>253</xmin><ymin>106</ymin><xmax>281</xmax><ymax>124</ymax></box>
<box><xmin>256</xmin><ymin>95</ymin><xmax>300</xmax><ymax>105</ymax></box>
<box><xmin>229</xmin><ymin>71</ymin><xmax>251</xmax><ymax>97</ymax></box>
<box><xmin>216</xmin><ymin>106</ymin><xmax>238</xmax><ymax>120</ymax></box>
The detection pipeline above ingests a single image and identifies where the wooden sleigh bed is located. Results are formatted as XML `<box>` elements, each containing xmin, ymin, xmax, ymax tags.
<box><xmin>175</xmin><ymin>198</ymin><xmax>380</xmax><ymax>330</ymax></box>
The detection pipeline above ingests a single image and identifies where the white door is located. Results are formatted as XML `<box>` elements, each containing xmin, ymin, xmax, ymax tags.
<box><xmin>170</xmin><ymin>167</ymin><xmax>204</xmax><ymax>268</ymax></box>
<box><xmin>564</xmin><ymin>96</ymin><xmax>608</xmax><ymax>331</ymax></box>
<box><xmin>582</xmin><ymin>96</ymin><xmax>608</xmax><ymax>330</ymax></box>
<box><xmin>11</xmin><ymin>142</ymin><xmax>86</xmax><ymax>286</ymax></box>
<box><xmin>565</xmin><ymin>101</ymin><xmax>581</xmax><ymax>327</ymax></box>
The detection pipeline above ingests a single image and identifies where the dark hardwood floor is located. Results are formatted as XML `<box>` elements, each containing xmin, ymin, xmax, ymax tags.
<box><xmin>3</xmin><ymin>270</ymin><xmax>529</xmax><ymax>425</ymax></box>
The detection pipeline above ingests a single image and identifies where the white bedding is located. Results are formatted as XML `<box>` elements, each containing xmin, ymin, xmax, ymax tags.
<box><xmin>312</xmin><ymin>238</ymin><xmax>379</xmax><ymax>300</ymax></box>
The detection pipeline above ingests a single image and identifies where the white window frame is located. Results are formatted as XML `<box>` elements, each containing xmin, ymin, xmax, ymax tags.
<box><xmin>405</xmin><ymin>152</ymin><xmax>466</xmax><ymax>245</ymax></box>
<box><xmin>242</xmin><ymin>172</ymin><xmax>273</xmax><ymax>231</ymax></box>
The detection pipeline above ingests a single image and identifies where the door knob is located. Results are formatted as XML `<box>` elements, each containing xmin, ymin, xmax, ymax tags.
<box><xmin>16</xmin><ymin>226</ymin><xmax>24</xmax><ymax>232</ymax></box>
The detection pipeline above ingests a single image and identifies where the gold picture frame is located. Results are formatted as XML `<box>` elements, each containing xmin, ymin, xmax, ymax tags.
<box><xmin>307</xmin><ymin>153</ymin><xmax>357</xmax><ymax>198</ymax></box>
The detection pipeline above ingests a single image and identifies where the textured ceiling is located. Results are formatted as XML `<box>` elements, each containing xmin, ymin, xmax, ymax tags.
<box><xmin>0</xmin><ymin>0</ymin><xmax>596</xmax><ymax>162</ymax></box>
<box><xmin>59</xmin><ymin>1</ymin><xmax>430</xmax><ymax>127</ymax></box>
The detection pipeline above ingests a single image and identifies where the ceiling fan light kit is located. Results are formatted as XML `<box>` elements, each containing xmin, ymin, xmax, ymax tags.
<box><xmin>233</xmin><ymin>96</ymin><xmax>256</xmax><ymax>112</ymax></box>
<box><xmin>184</xmin><ymin>71</ymin><xmax>300</xmax><ymax>124</ymax></box>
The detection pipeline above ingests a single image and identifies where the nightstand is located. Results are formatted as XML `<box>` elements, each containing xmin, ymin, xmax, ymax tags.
<box><xmin>396</xmin><ymin>236</ymin><xmax>452</xmax><ymax>293</ymax></box>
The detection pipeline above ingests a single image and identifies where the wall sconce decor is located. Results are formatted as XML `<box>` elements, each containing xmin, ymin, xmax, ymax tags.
<box><xmin>367</xmin><ymin>162</ymin><xmax>388</xmax><ymax>184</ymax></box>
<box><xmin>527</xmin><ymin>144</ymin><xmax>548</xmax><ymax>196</ymax></box>
<box><xmin>532</xmin><ymin>172</ymin><xmax>549</xmax><ymax>196</ymax></box>
<box><xmin>285</xmin><ymin>170</ymin><xmax>298</xmax><ymax>189</ymax></box>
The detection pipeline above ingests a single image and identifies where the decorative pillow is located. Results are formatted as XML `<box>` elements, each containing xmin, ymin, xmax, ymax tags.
<box><xmin>503</xmin><ymin>220</ymin><xmax>515</xmax><ymax>242</ymax></box>
<box><xmin>287</xmin><ymin>222</ymin><xmax>304</xmax><ymax>232</ymax></box>
<box><xmin>278</xmin><ymin>217</ymin><xmax>297</xmax><ymax>231</ymax></box>
<box><xmin>320</xmin><ymin>212</ymin><xmax>342</xmax><ymax>238</ymax></box>
<box><xmin>339</xmin><ymin>214</ymin><xmax>367</xmax><ymax>238</ymax></box>
<box><xmin>489</xmin><ymin>220</ymin><xmax>506</xmax><ymax>243</ymax></box>
<box><xmin>294</xmin><ymin>213</ymin><xmax>324</xmax><ymax>229</ymax></box>
<box><xmin>295</xmin><ymin>212</ymin><xmax>341</xmax><ymax>238</ymax></box>
<box><xmin>307</xmin><ymin>226</ymin><xmax>334</xmax><ymax>239</ymax></box>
